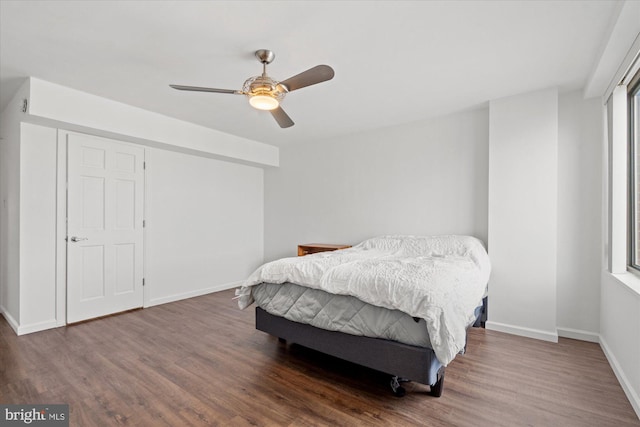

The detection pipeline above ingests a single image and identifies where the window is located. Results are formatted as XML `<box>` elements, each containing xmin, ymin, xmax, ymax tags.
<box><xmin>629</xmin><ymin>67</ymin><xmax>640</xmax><ymax>270</ymax></box>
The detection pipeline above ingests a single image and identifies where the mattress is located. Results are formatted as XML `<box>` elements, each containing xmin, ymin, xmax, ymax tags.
<box><xmin>251</xmin><ymin>282</ymin><xmax>432</xmax><ymax>348</ymax></box>
<box><xmin>238</xmin><ymin>235</ymin><xmax>490</xmax><ymax>365</ymax></box>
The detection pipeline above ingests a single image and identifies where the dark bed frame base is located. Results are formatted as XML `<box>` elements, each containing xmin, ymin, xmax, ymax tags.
<box><xmin>255</xmin><ymin>296</ymin><xmax>487</xmax><ymax>397</ymax></box>
<box><xmin>256</xmin><ymin>307</ymin><xmax>445</xmax><ymax>397</ymax></box>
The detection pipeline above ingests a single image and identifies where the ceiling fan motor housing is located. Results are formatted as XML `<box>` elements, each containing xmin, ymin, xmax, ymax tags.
<box><xmin>242</xmin><ymin>75</ymin><xmax>287</xmax><ymax>101</ymax></box>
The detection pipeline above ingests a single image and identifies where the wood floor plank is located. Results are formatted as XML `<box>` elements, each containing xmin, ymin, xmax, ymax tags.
<box><xmin>1</xmin><ymin>288</ymin><xmax>638</xmax><ymax>426</ymax></box>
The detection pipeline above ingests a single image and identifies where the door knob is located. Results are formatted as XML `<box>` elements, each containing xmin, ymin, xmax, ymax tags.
<box><xmin>69</xmin><ymin>236</ymin><xmax>88</xmax><ymax>242</ymax></box>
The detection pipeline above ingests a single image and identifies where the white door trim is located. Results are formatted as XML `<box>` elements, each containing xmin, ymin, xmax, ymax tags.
<box><xmin>55</xmin><ymin>130</ymin><xmax>67</xmax><ymax>327</ymax></box>
<box><xmin>143</xmin><ymin>148</ymin><xmax>150</xmax><ymax>308</ymax></box>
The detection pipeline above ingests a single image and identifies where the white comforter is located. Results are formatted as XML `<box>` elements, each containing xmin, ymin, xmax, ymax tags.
<box><xmin>236</xmin><ymin>235</ymin><xmax>491</xmax><ymax>366</ymax></box>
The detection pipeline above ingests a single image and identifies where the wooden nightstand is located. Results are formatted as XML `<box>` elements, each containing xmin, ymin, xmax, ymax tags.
<box><xmin>297</xmin><ymin>243</ymin><xmax>351</xmax><ymax>256</ymax></box>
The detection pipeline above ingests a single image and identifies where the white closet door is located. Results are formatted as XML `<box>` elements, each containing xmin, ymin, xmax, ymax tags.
<box><xmin>66</xmin><ymin>132</ymin><xmax>144</xmax><ymax>323</ymax></box>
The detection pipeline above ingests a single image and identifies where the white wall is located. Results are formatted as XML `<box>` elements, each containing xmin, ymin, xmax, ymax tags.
<box><xmin>486</xmin><ymin>88</ymin><xmax>559</xmax><ymax>342</ymax></box>
<box><xmin>0</xmin><ymin>81</ymin><xmax>28</xmax><ymax>328</ymax></box>
<box><xmin>27</xmin><ymin>77</ymin><xmax>278</xmax><ymax>167</ymax></box>
<box><xmin>600</xmin><ymin>273</ymin><xmax>640</xmax><ymax>416</ymax></box>
<box><xmin>145</xmin><ymin>147</ymin><xmax>264</xmax><ymax>306</ymax></box>
<box><xmin>594</xmin><ymin>1</ymin><xmax>640</xmax><ymax>417</ymax></box>
<box><xmin>264</xmin><ymin>89</ymin><xmax>603</xmax><ymax>344</ymax></box>
<box><xmin>264</xmin><ymin>108</ymin><xmax>489</xmax><ymax>261</ymax></box>
<box><xmin>556</xmin><ymin>92</ymin><xmax>603</xmax><ymax>340</ymax></box>
<box><xmin>19</xmin><ymin>123</ymin><xmax>58</xmax><ymax>331</ymax></box>
<box><xmin>0</xmin><ymin>78</ymin><xmax>270</xmax><ymax>334</ymax></box>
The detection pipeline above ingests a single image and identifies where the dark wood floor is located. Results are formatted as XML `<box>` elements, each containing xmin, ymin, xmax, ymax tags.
<box><xmin>1</xmin><ymin>289</ymin><xmax>638</xmax><ymax>426</ymax></box>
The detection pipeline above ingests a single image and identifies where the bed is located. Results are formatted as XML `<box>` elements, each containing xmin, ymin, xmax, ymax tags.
<box><xmin>236</xmin><ymin>235</ymin><xmax>491</xmax><ymax>396</ymax></box>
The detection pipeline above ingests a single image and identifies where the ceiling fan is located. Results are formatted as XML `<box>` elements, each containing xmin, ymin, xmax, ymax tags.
<box><xmin>169</xmin><ymin>49</ymin><xmax>335</xmax><ymax>128</ymax></box>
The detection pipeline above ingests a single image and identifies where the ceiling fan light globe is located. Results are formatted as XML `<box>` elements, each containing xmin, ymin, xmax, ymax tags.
<box><xmin>249</xmin><ymin>95</ymin><xmax>279</xmax><ymax>111</ymax></box>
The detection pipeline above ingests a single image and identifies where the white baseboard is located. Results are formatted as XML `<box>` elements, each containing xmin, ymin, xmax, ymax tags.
<box><xmin>486</xmin><ymin>322</ymin><xmax>639</xmax><ymax>420</ymax></box>
<box><xmin>600</xmin><ymin>336</ymin><xmax>640</xmax><ymax>420</ymax></box>
<box><xmin>1</xmin><ymin>305</ymin><xmax>20</xmax><ymax>335</ymax></box>
<box><xmin>145</xmin><ymin>280</ymin><xmax>242</xmax><ymax>308</ymax></box>
<box><xmin>2</xmin><ymin>281</ymin><xmax>243</xmax><ymax>335</ymax></box>
<box><xmin>1</xmin><ymin>304</ymin><xmax>61</xmax><ymax>335</ymax></box>
<box><xmin>556</xmin><ymin>327</ymin><xmax>600</xmax><ymax>343</ymax></box>
<box><xmin>485</xmin><ymin>320</ymin><xmax>559</xmax><ymax>342</ymax></box>
<box><xmin>17</xmin><ymin>319</ymin><xmax>60</xmax><ymax>336</ymax></box>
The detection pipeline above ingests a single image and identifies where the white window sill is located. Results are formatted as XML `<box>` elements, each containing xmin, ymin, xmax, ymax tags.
<box><xmin>610</xmin><ymin>270</ymin><xmax>640</xmax><ymax>297</ymax></box>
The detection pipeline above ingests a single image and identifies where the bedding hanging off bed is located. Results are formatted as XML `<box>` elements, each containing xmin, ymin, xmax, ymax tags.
<box><xmin>236</xmin><ymin>235</ymin><xmax>491</xmax><ymax>366</ymax></box>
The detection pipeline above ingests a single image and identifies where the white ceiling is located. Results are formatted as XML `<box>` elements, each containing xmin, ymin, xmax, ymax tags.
<box><xmin>0</xmin><ymin>1</ymin><xmax>621</xmax><ymax>147</ymax></box>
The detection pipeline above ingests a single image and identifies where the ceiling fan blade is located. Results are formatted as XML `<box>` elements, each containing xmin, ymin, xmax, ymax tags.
<box><xmin>169</xmin><ymin>84</ymin><xmax>241</xmax><ymax>94</ymax></box>
<box><xmin>278</xmin><ymin>65</ymin><xmax>335</xmax><ymax>92</ymax></box>
<box><xmin>270</xmin><ymin>106</ymin><xmax>294</xmax><ymax>128</ymax></box>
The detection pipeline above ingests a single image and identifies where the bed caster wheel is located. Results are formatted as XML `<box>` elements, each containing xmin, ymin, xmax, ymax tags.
<box><xmin>390</xmin><ymin>376</ymin><xmax>408</xmax><ymax>397</ymax></box>
<box><xmin>392</xmin><ymin>385</ymin><xmax>406</xmax><ymax>397</ymax></box>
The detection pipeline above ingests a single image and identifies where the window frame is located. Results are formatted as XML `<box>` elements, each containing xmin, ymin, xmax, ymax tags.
<box><xmin>628</xmin><ymin>68</ymin><xmax>640</xmax><ymax>271</ymax></box>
